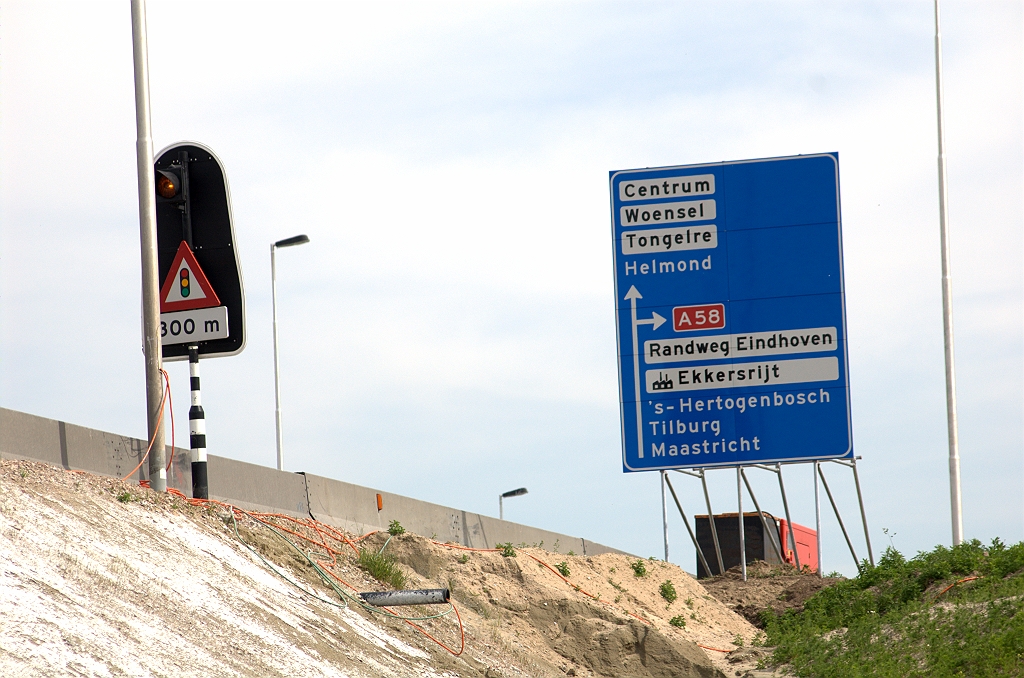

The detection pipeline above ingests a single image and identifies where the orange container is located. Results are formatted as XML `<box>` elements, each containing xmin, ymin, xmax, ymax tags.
<box><xmin>778</xmin><ymin>518</ymin><xmax>818</xmax><ymax>572</ymax></box>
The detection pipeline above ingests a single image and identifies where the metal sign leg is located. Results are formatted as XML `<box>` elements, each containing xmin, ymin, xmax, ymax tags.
<box><xmin>664</xmin><ymin>475</ymin><xmax>713</xmax><ymax>577</ymax></box>
<box><xmin>776</xmin><ymin>463</ymin><xmax>801</xmax><ymax>570</ymax></box>
<box><xmin>740</xmin><ymin>468</ymin><xmax>784</xmax><ymax>563</ymax></box>
<box><xmin>814</xmin><ymin>461</ymin><xmax>822</xmax><ymax>577</ymax></box>
<box><xmin>661</xmin><ymin>471</ymin><xmax>669</xmax><ymax>562</ymax></box>
<box><xmin>851</xmin><ymin>459</ymin><xmax>875</xmax><ymax>566</ymax></box>
<box><xmin>737</xmin><ymin>467</ymin><xmax>746</xmax><ymax>581</ymax></box>
<box><xmin>188</xmin><ymin>345</ymin><xmax>208</xmax><ymax>500</ymax></box>
<box><xmin>818</xmin><ymin>463</ymin><xmax>860</xmax><ymax>570</ymax></box>
<box><xmin>700</xmin><ymin>470</ymin><xmax>726</xmax><ymax>575</ymax></box>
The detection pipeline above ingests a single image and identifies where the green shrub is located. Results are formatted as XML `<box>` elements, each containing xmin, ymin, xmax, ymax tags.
<box><xmin>669</xmin><ymin>615</ymin><xmax>686</xmax><ymax>628</ymax></box>
<box><xmin>496</xmin><ymin>542</ymin><xmax>516</xmax><ymax>558</ymax></box>
<box><xmin>555</xmin><ymin>561</ymin><xmax>570</xmax><ymax>577</ymax></box>
<box><xmin>387</xmin><ymin>520</ymin><xmax>406</xmax><ymax>536</ymax></box>
<box><xmin>660</xmin><ymin>580</ymin><xmax>677</xmax><ymax>604</ymax></box>
<box><xmin>358</xmin><ymin>549</ymin><xmax>406</xmax><ymax>590</ymax></box>
<box><xmin>762</xmin><ymin>539</ymin><xmax>1024</xmax><ymax>676</ymax></box>
<box><xmin>631</xmin><ymin>560</ymin><xmax>647</xmax><ymax>577</ymax></box>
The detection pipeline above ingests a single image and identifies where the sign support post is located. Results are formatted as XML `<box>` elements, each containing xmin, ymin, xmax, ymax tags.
<box><xmin>661</xmin><ymin>470</ymin><xmax>670</xmax><ymax>562</ymax></box>
<box><xmin>814</xmin><ymin>462</ymin><xmax>823</xmax><ymax>577</ymax></box>
<box><xmin>130</xmin><ymin>0</ymin><xmax>165</xmax><ymax>492</ymax></box>
<box><xmin>737</xmin><ymin>468</ymin><xmax>746</xmax><ymax>581</ymax></box>
<box><xmin>188</xmin><ymin>345</ymin><xmax>208</xmax><ymax>499</ymax></box>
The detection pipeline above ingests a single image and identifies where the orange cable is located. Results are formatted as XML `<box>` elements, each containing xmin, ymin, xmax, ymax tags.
<box><xmin>151</xmin><ymin>492</ymin><xmax>468</xmax><ymax>657</ymax></box>
<box><xmin>385</xmin><ymin>600</ymin><xmax>465</xmax><ymax>657</ymax></box>
<box><xmin>164</xmin><ymin>369</ymin><xmax>175</xmax><ymax>472</ymax></box>
<box><xmin>122</xmin><ymin>371</ymin><xmax>170</xmax><ymax>481</ymax></box>
<box><xmin>937</xmin><ymin>576</ymin><xmax>979</xmax><ymax>597</ymax></box>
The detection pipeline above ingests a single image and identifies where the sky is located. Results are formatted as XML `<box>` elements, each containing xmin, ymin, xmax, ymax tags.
<box><xmin>1</xmin><ymin>0</ymin><xmax>1021</xmax><ymax>576</ymax></box>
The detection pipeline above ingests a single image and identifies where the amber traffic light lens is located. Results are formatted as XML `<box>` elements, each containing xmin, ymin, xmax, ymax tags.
<box><xmin>156</xmin><ymin>172</ymin><xmax>178</xmax><ymax>199</ymax></box>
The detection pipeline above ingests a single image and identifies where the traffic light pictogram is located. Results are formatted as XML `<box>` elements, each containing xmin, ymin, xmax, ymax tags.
<box><xmin>180</xmin><ymin>268</ymin><xmax>190</xmax><ymax>297</ymax></box>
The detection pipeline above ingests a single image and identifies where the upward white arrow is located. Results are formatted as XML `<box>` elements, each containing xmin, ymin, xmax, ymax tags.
<box><xmin>624</xmin><ymin>286</ymin><xmax>665</xmax><ymax>460</ymax></box>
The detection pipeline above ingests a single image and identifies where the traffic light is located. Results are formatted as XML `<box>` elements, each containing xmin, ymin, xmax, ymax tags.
<box><xmin>155</xmin><ymin>142</ymin><xmax>245</xmax><ymax>362</ymax></box>
<box><xmin>156</xmin><ymin>169</ymin><xmax>183</xmax><ymax>202</ymax></box>
<box><xmin>155</xmin><ymin>151</ymin><xmax>192</xmax><ymax>248</ymax></box>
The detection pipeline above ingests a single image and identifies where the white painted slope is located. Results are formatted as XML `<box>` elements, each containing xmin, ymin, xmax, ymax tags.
<box><xmin>0</xmin><ymin>463</ymin><xmax>453</xmax><ymax>678</ymax></box>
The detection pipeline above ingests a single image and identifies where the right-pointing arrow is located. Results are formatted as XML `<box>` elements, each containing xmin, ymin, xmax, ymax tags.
<box><xmin>638</xmin><ymin>311</ymin><xmax>666</xmax><ymax>331</ymax></box>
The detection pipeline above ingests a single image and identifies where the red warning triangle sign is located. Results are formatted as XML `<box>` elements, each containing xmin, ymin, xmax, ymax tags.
<box><xmin>160</xmin><ymin>241</ymin><xmax>222</xmax><ymax>312</ymax></box>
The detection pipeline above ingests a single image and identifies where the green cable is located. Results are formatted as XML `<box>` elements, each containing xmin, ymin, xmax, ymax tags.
<box><xmin>228</xmin><ymin>510</ymin><xmax>349</xmax><ymax>609</ymax></box>
<box><xmin>227</xmin><ymin>509</ymin><xmax>454</xmax><ymax>622</ymax></box>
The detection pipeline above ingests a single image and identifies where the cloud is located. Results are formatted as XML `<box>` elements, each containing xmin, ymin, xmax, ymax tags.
<box><xmin>1</xmin><ymin>0</ymin><xmax>1020</xmax><ymax>569</ymax></box>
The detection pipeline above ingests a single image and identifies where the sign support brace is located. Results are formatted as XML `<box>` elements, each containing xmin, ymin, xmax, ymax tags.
<box><xmin>661</xmin><ymin>460</ymin><xmax>874</xmax><ymax>579</ymax></box>
<box><xmin>664</xmin><ymin>473</ymin><xmax>713</xmax><ymax>577</ymax></box>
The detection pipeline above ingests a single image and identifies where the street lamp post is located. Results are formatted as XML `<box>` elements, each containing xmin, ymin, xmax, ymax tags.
<box><xmin>271</xmin><ymin>234</ymin><xmax>310</xmax><ymax>471</ymax></box>
<box><xmin>499</xmin><ymin>487</ymin><xmax>528</xmax><ymax>520</ymax></box>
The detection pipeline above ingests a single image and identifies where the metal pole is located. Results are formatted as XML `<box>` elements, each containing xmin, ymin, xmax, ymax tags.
<box><xmin>814</xmin><ymin>461</ymin><xmax>822</xmax><ymax>577</ymax></box>
<box><xmin>131</xmin><ymin>0</ymin><xmax>165</xmax><ymax>492</ymax></box>
<box><xmin>700</xmin><ymin>470</ymin><xmax>725</xmax><ymax>575</ymax></box>
<box><xmin>933</xmin><ymin>0</ymin><xmax>963</xmax><ymax>547</ymax></box>
<box><xmin>188</xmin><ymin>345</ymin><xmax>208</xmax><ymax>499</ymax></box>
<box><xmin>818</xmin><ymin>464</ymin><xmax>860</xmax><ymax>569</ymax></box>
<box><xmin>664</xmin><ymin>474</ymin><xmax>713</xmax><ymax>577</ymax></box>
<box><xmin>737</xmin><ymin>467</ymin><xmax>746</xmax><ymax>581</ymax></box>
<box><xmin>740</xmin><ymin>468</ymin><xmax>784</xmax><ymax>563</ymax></box>
<box><xmin>271</xmin><ymin>244</ymin><xmax>284</xmax><ymax>471</ymax></box>
<box><xmin>776</xmin><ymin>463</ymin><xmax>801</xmax><ymax>570</ymax></box>
<box><xmin>661</xmin><ymin>471</ymin><xmax>669</xmax><ymax>562</ymax></box>
<box><xmin>851</xmin><ymin>459</ymin><xmax>874</xmax><ymax>566</ymax></box>
<box><xmin>499</xmin><ymin>495</ymin><xmax>503</xmax><ymax>520</ymax></box>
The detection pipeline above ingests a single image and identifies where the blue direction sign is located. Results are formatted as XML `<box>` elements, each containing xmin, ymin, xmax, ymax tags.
<box><xmin>610</xmin><ymin>154</ymin><xmax>852</xmax><ymax>471</ymax></box>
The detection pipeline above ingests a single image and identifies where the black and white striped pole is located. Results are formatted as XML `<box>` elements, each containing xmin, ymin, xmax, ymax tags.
<box><xmin>188</xmin><ymin>344</ymin><xmax>209</xmax><ymax>499</ymax></box>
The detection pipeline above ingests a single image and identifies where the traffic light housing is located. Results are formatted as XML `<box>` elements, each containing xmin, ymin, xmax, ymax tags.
<box><xmin>155</xmin><ymin>143</ymin><xmax>245</xmax><ymax>361</ymax></box>
<box><xmin>156</xmin><ymin>169</ymin><xmax>183</xmax><ymax>201</ymax></box>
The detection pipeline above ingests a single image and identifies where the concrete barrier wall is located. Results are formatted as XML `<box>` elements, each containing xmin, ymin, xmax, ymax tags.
<box><xmin>0</xmin><ymin>408</ymin><xmax>192</xmax><ymax>493</ymax></box>
<box><xmin>304</xmin><ymin>473</ymin><xmax>614</xmax><ymax>554</ymax></box>
<box><xmin>0</xmin><ymin>407</ymin><xmax>627</xmax><ymax>556</ymax></box>
<box><xmin>209</xmin><ymin>456</ymin><xmax>308</xmax><ymax>518</ymax></box>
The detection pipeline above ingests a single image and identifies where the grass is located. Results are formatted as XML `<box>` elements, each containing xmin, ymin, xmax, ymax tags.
<box><xmin>358</xmin><ymin>548</ymin><xmax>407</xmax><ymax>590</ymax></box>
<box><xmin>761</xmin><ymin>538</ymin><xmax>1024</xmax><ymax>677</ymax></box>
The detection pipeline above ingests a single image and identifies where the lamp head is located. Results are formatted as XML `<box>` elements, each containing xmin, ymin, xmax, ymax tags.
<box><xmin>274</xmin><ymin>234</ymin><xmax>310</xmax><ymax>248</ymax></box>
